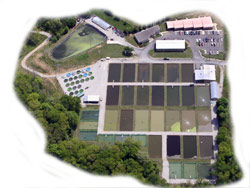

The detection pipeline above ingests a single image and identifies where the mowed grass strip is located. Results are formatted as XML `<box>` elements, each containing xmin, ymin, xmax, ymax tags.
<box><xmin>135</xmin><ymin>110</ymin><xmax>149</xmax><ymax>131</ymax></box>
<box><xmin>150</xmin><ymin>110</ymin><xmax>165</xmax><ymax>131</ymax></box>
<box><xmin>104</xmin><ymin>110</ymin><xmax>118</xmax><ymax>131</ymax></box>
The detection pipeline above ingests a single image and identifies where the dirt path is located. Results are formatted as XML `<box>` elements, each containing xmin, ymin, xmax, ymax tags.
<box><xmin>20</xmin><ymin>31</ymin><xmax>55</xmax><ymax>78</ymax></box>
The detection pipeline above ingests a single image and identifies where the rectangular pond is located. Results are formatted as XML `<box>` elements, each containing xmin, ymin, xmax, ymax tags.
<box><xmin>181</xmin><ymin>64</ymin><xmax>194</xmax><ymax>82</ymax></box>
<box><xmin>136</xmin><ymin>86</ymin><xmax>149</xmax><ymax>105</ymax></box>
<box><xmin>183</xmin><ymin>136</ymin><xmax>197</xmax><ymax>159</ymax></box>
<box><xmin>167</xmin><ymin>136</ymin><xmax>181</xmax><ymax>158</ymax></box>
<box><xmin>137</xmin><ymin>64</ymin><xmax>150</xmax><ymax>82</ymax></box>
<box><xmin>122</xmin><ymin>63</ymin><xmax>135</xmax><ymax>82</ymax></box>
<box><xmin>199</xmin><ymin>136</ymin><xmax>214</xmax><ymax>159</ymax></box>
<box><xmin>182</xmin><ymin>86</ymin><xmax>195</xmax><ymax>106</ymax></box>
<box><xmin>120</xmin><ymin>110</ymin><xmax>134</xmax><ymax>131</ymax></box>
<box><xmin>121</xmin><ymin>86</ymin><xmax>134</xmax><ymax>105</ymax></box>
<box><xmin>197</xmin><ymin>86</ymin><xmax>210</xmax><ymax>106</ymax></box>
<box><xmin>152</xmin><ymin>86</ymin><xmax>164</xmax><ymax>106</ymax></box>
<box><xmin>152</xmin><ymin>64</ymin><xmax>165</xmax><ymax>82</ymax></box>
<box><xmin>148</xmin><ymin>135</ymin><xmax>162</xmax><ymax>158</ymax></box>
<box><xmin>167</xmin><ymin>86</ymin><xmax>180</xmax><ymax>106</ymax></box>
<box><xmin>167</xmin><ymin>64</ymin><xmax>179</xmax><ymax>82</ymax></box>
<box><xmin>106</xmin><ymin>86</ymin><xmax>120</xmax><ymax>105</ymax></box>
<box><xmin>108</xmin><ymin>64</ymin><xmax>121</xmax><ymax>82</ymax></box>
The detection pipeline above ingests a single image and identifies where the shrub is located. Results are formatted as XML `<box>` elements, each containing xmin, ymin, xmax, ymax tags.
<box><xmin>74</xmin><ymin>90</ymin><xmax>79</xmax><ymax>94</ymax></box>
<box><xmin>70</xmin><ymin>82</ymin><xmax>75</xmax><ymax>86</ymax></box>
<box><xmin>76</xmin><ymin>80</ymin><xmax>80</xmax><ymax>84</ymax></box>
<box><xmin>90</xmin><ymin>76</ymin><xmax>94</xmax><ymax>80</ymax></box>
<box><xmin>69</xmin><ymin>77</ymin><xmax>73</xmax><ymax>81</ymax></box>
<box><xmin>77</xmin><ymin>70</ymin><xmax>81</xmax><ymax>74</ymax></box>
<box><xmin>66</xmin><ymin>83</ymin><xmax>70</xmax><ymax>87</ymax></box>
<box><xmin>78</xmin><ymin>85</ymin><xmax>81</xmax><ymax>89</ymax></box>
<box><xmin>80</xmin><ymin>89</ymin><xmax>84</xmax><ymax>93</ymax></box>
<box><xmin>88</xmin><ymin>72</ymin><xmax>92</xmax><ymax>76</ymax></box>
<box><xmin>67</xmin><ymin>88</ymin><xmax>72</xmax><ymax>91</ymax></box>
<box><xmin>69</xmin><ymin>92</ymin><xmax>73</xmax><ymax>95</ymax></box>
<box><xmin>104</xmin><ymin>11</ymin><xmax>113</xmax><ymax>17</ymax></box>
<box><xmin>74</xmin><ymin>76</ymin><xmax>78</xmax><ymax>80</ymax></box>
<box><xmin>73</xmin><ymin>86</ymin><xmax>76</xmax><ymax>90</ymax></box>
<box><xmin>80</xmin><ymin>79</ymin><xmax>84</xmax><ymax>83</ymax></box>
<box><xmin>86</xmin><ymin>77</ymin><xmax>89</xmax><ymax>81</ymax></box>
<box><xmin>79</xmin><ymin>75</ymin><xmax>82</xmax><ymax>78</ymax></box>
<box><xmin>114</xmin><ymin>16</ymin><xmax>120</xmax><ymax>21</ymax></box>
<box><xmin>64</xmin><ymin>79</ymin><xmax>68</xmax><ymax>83</ymax></box>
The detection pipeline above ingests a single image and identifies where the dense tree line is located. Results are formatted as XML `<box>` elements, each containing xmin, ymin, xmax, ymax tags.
<box><xmin>14</xmin><ymin>72</ymin><xmax>80</xmax><ymax>144</ymax></box>
<box><xmin>48</xmin><ymin>138</ymin><xmax>168</xmax><ymax>187</ymax></box>
<box><xmin>37</xmin><ymin>17</ymin><xmax>76</xmax><ymax>42</ymax></box>
<box><xmin>212</xmin><ymin>96</ymin><xmax>242</xmax><ymax>184</ymax></box>
<box><xmin>14</xmin><ymin>72</ymin><xmax>168</xmax><ymax>186</ymax></box>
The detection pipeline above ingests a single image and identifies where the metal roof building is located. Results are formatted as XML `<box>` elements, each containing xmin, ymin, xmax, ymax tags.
<box><xmin>92</xmin><ymin>16</ymin><xmax>111</xmax><ymax>30</ymax></box>
<box><xmin>134</xmin><ymin>25</ymin><xmax>160</xmax><ymax>44</ymax></box>
<box><xmin>210</xmin><ymin>81</ymin><xmax>218</xmax><ymax>100</ymax></box>
<box><xmin>155</xmin><ymin>40</ymin><xmax>185</xmax><ymax>52</ymax></box>
<box><xmin>166</xmin><ymin>16</ymin><xmax>214</xmax><ymax>30</ymax></box>
<box><xmin>195</xmin><ymin>65</ymin><xmax>216</xmax><ymax>81</ymax></box>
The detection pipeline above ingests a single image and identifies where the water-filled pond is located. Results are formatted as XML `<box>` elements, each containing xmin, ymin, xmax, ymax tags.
<box><xmin>52</xmin><ymin>24</ymin><xmax>106</xmax><ymax>59</ymax></box>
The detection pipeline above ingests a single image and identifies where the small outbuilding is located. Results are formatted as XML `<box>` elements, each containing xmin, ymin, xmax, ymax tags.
<box><xmin>210</xmin><ymin>81</ymin><xmax>218</xmax><ymax>100</ymax></box>
<box><xmin>155</xmin><ymin>40</ymin><xmax>185</xmax><ymax>52</ymax></box>
<box><xmin>83</xmin><ymin>95</ymin><xmax>100</xmax><ymax>103</ymax></box>
<box><xmin>134</xmin><ymin>25</ymin><xmax>160</xmax><ymax>44</ymax></box>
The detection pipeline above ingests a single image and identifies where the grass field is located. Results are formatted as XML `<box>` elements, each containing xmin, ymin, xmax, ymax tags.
<box><xmin>200</xmin><ymin>50</ymin><xmax>225</xmax><ymax>60</ymax></box>
<box><xmin>150</xmin><ymin>110</ymin><xmax>165</xmax><ymax>131</ymax></box>
<box><xmin>149</xmin><ymin>47</ymin><xmax>193</xmax><ymax>59</ymax></box>
<box><xmin>125</xmin><ymin>34</ymin><xmax>140</xmax><ymax>47</ymax></box>
<box><xmin>104</xmin><ymin>110</ymin><xmax>118</xmax><ymax>131</ymax></box>
<box><xmin>52</xmin><ymin>24</ymin><xmax>106</xmax><ymax>59</ymax></box>
<box><xmin>135</xmin><ymin>110</ymin><xmax>149</xmax><ymax>131</ymax></box>
<box><xmin>19</xmin><ymin>33</ymin><xmax>47</xmax><ymax>59</ymax></box>
<box><xmin>89</xmin><ymin>9</ymin><xmax>137</xmax><ymax>31</ymax></box>
<box><xmin>79</xmin><ymin>122</ymin><xmax>98</xmax><ymax>130</ymax></box>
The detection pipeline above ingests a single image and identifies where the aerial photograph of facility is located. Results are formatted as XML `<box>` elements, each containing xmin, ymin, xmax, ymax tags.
<box><xmin>14</xmin><ymin>10</ymin><xmax>242</xmax><ymax>187</ymax></box>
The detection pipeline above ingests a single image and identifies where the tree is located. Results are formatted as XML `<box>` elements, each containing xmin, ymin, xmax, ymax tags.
<box><xmin>61</xmin><ymin>18</ymin><xmax>76</xmax><ymax>28</ymax></box>
<box><xmin>60</xmin><ymin>95</ymin><xmax>81</xmax><ymax>114</ymax></box>
<box><xmin>66</xmin><ymin>111</ymin><xmax>79</xmax><ymax>130</ymax></box>
<box><xmin>122</xmin><ymin>47</ymin><xmax>134</xmax><ymax>57</ymax></box>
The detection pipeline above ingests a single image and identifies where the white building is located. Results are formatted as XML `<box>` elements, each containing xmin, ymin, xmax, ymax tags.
<box><xmin>155</xmin><ymin>40</ymin><xmax>185</xmax><ymax>52</ymax></box>
<box><xmin>92</xmin><ymin>16</ymin><xmax>111</xmax><ymax>30</ymax></box>
<box><xmin>83</xmin><ymin>95</ymin><xmax>100</xmax><ymax>103</ymax></box>
<box><xmin>195</xmin><ymin>65</ymin><xmax>216</xmax><ymax>81</ymax></box>
<box><xmin>210</xmin><ymin>81</ymin><xmax>218</xmax><ymax>100</ymax></box>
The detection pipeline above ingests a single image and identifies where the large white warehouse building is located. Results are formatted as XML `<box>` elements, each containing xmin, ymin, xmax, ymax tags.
<box><xmin>155</xmin><ymin>40</ymin><xmax>185</xmax><ymax>52</ymax></box>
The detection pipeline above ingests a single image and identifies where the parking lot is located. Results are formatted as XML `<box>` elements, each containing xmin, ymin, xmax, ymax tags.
<box><xmin>165</xmin><ymin>30</ymin><xmax>224</xmax><ymax>56</ymax></box>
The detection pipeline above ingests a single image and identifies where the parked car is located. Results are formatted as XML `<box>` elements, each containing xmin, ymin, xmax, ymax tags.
<box><xmin>163</xmin><ymin>57</ymin><xmax>169</xmax><ymax>60</ymax></box>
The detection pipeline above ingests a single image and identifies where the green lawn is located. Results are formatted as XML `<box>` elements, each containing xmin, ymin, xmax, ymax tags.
<box><xmin>149</xmin><ymin>47</ymin><xmax>193</xmax><ymax>59</ymax></box>
<box><xmin>125</xmin><ymin>34</ymin><xmax>140</xmax><ymax>47</ymax></box>
<box><xmin>200</xmin><ymin>50</ymin><xmax>225</xmax><ymax>60</ymax></box>
<box><xmin>216</xmin><ymin>66</ymin><xmax>221</xmax><ymax>82</ymax></box>
<box><xmin>39</xmin><ymin>42</ymin><xmax>126</xmax><ymax>71</ymax></box>
<box><xmin>159</xmin><ymin>22</ymin><xmax>167</xmax><ymax>32</ymax></box>
<box><xmin>89</xmin><ymin>10</ymin><xmax>138</xmax><ymax>31</ymax></box>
